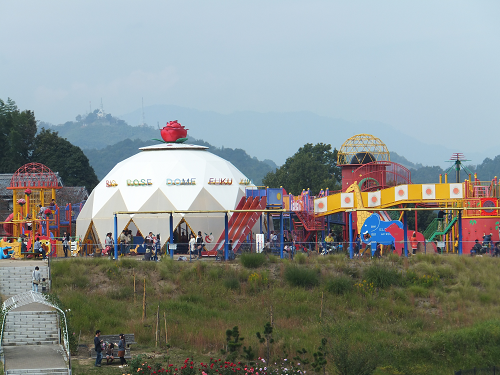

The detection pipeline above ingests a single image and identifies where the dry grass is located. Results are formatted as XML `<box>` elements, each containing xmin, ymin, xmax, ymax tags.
<box><xmin>50</xmin><ymin>254</ymin><xmax>500</xmax><ymax>375</ymax></box>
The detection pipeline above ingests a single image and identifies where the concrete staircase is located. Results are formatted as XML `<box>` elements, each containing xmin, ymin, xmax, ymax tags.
<box><xmin>3</xmin><ymin>310</ymin><xmax>59</xmax><ymax>346</ymax></box>
<box><xmin>0</xmin><ymin>265</ymin><xmax>48</xmax><ymax>298</ymax></box>
<box><xmin>0</xmin><ymin>263</ymin><xmax>70</xmax><ymax>375</ymax></box>
<box><xmin>6</xmin><ymin>368</ymin><xmax>69</xmax><ymax>375</ymax></box>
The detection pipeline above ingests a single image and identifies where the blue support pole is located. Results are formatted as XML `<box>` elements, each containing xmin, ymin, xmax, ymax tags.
<box><xmin>349</xmin><ymin>212</ymin><xmax>353</xmax><ymax>259</ymax></box>
<box><xmin>280</xmin><ymin>212</ymin><xmax>284</xmax><ymax>259</ymax></box>
<box><xmin>458</xmin><ymin>210</ymin><xmax>463</xmax><ymax>255</ymax></box>
<box><xmin>169</xmin><ymin>212</ymin><xmax>174</xmax><ymax>259</ymax></box>
<box><xmin>114</xmin><ymin>214</ymin><xmax>118</xmax><ymax>260</ymax></box>
<box><xmin>224</xmin><ymin>212</ymin><xmax>229</xmax><ymax>261</ymax></box>
<box><xmin>267</xmin><ymin>212</ymin><xmax>270</xmax><ymax>245</ymax></box>
<box><xmin>260</xmin><ymin>214</ymin><xmax>263</xmax><ymax>235</ymax></box>
<box><xmin>403</xmin><ymin>211</ymin><xmax>408</xmax><ymax>257</ymax></box>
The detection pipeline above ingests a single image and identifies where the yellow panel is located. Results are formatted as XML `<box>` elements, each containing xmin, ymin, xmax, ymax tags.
<box><xmin>436</xmin><ymin>183</ymin><xmax>450</xmax><ymax>199</ymax></box>
<box><xmin>380</xmin><ymin>187</ymin><xmax>395</xmax><ymax>205</ymax></box>
<box><xmin>407</xmin><ymin>184</ymin><xmax>421</xmax><ymax>200</ymax></box>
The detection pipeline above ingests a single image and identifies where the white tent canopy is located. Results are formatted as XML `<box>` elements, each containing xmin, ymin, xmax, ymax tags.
<box><xmin>76</xmin><ymin>143</ymin><xmax>254</xmax><ymax>248</ymax></box>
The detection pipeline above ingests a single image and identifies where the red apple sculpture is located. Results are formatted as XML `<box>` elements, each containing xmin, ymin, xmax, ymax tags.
<box><xmin>160</xmin><ymin>120</ymin><xmax>188</xmax><ymax>143</ymax></box>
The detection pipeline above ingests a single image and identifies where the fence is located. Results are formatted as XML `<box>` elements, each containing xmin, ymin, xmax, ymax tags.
<box><xmin>455</xmin><ymin>367</ymin><xmax>500</xmax><ymax>375</ymax></box>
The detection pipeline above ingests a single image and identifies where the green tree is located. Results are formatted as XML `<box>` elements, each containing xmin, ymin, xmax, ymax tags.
<box><xmin>0</xmin><ymin>98</ymin><xmax>37</xmax><ymax>172</ymax></box>
<box><xmin>262</xmin><ymin>143</ymin><xmax>341</xmax><ymax>195</ymax></box>
<box><xmin>32</xmin><ymin>128</ymin><xmax>99</xmax><ymax>192</ymax></box>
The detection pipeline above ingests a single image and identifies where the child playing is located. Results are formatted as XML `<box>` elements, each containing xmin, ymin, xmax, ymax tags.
<box><xmin>106</xmin><ymin>342</ymin><xmax>115</xmax><ymax>364</ymax></box>
<box><xmin>41</xmin><ymin>278</ymin><xmax>47</xmax><ymax>293</ymax></box>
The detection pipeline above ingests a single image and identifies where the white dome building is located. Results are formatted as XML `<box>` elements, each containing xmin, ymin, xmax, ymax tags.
<box><xmin>76</xmin><ymin>143</ymin><xmax>254</xmax><ymax>249</ymax></box>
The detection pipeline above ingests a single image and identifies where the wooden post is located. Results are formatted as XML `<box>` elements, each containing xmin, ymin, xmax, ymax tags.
<box><xmin>133</xmin><ymin>269</ymin><xmax>136</xmax><ymax>305</ymax></box>
<box><xmin>164</xmin><ymin>311</ymin><xmax>167</xmax><ymax>345</ymax></box>
<box><xmin>320</xmin><ymin>292</ymin><xmax>324</xmax><ymax>321</ymax></box>
<box><xmin>142</xmin><ymin>278</ymin><xmax>146</xmax><ymax>321</ymax></box>
<box><xmin>155</xmin><ymin>305</ymin><xmax>159</xmax><ymax>347</ymax></box>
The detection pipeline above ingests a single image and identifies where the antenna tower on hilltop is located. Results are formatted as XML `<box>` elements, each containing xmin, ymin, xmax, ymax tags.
<box><xmin>140</xmin><ymin>97</ymin><xmax>146</xmax><ymax>127</ymax></box>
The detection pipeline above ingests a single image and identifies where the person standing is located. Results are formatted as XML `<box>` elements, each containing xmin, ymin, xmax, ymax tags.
<box><xmin>94</xmin><ymin>330</ymin><xmax>103</xmax><ymax>367</ymax></box>
<box><xmin>126</xmin><ymin>230</ymin><xmax>133</xmax><ymax>255</ymax></box>
<box><xmin>32</xmin><ymin>266</ymin><xmax>41</xmax><ymax>292</ymax></box>
<box><xmin>33</xmin><ymin>237</ymin><xmax>43</xmax><ymax>259</ymax></box>
<box><xmin>118</xmin><ymin>333</ymin><xmax>128</xmax><ymax>368</ymax></box>
<box><xmin>196</xmin><ymin>231</ymin><xmax>204</xmax><ymax>259</ymax></box>
<box><xmin>119</xmin><ymin>230</ymin><xmax>128</xmax><ymax>256</ymax></box>
<box><xmin>144</xmin><ymin>232</ymin><xmax>154</xmax><ymax>261</ymax></box>
<box><xmin>189</xmin><ymin>233</ymin><xmax>196</xmax><ymax>259</ymax></box>
<box><xmin>410</xmin><ymin>232</ymin><xmax>418</xmax><ymax>255</ymax></box>
<box><xmin>104</xmin><ymin>232</ymin><xmax>114</xmax><ymax>258</ymax></box>
<box><xmin>62</xmin><ymin>232</ymin><xmax>70</xmax><ymax>258</ymax></box>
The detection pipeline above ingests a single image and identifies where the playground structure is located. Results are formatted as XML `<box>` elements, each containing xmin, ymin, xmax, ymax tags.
<box><xmin>0</xmin><ymin>163</ymin><xmax>85</xmax><ymax>258</ymax></box>
<box><xmin>70</xmin><ymin>129</ymin><xmax>500</xmax><ymax>259</ymax></box>
<box><xmin>216</xmin><ymin>134</ymin><xmax>500</xmax><ymax>258</ymax></box>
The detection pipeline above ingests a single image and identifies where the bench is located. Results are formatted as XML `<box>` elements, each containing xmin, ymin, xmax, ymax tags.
<box><xmin>98</xmin><ymin>334</ymin><xmax>136</xmax><ymax>346</ymax></box>
<box><xmin>89</xmin><ymin>347</ymin><xmax>132</xmax><ymax>360</ymax></box>
<box><xmin>20</xmin><ymin>249</ymin><xmax>41</xmax><ymax>259</ymax></box>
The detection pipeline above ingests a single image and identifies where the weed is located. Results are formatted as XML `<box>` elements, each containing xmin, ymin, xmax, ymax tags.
<box><xmin>325</xmin><ymin>276</ymin><xmax>353</xmax><ymax>295</ymax></box>
<box><xmin>364</xmin><ymin>264</ymin><xmax>402</xmax><ymax>288</ymax></box>
<box><xmin>284</xmin><ymin>266</ymin><xmax>320</xmax><ymax>288</ymax></box>
<box><xmin>295</xmin><ymin>253</ymin><xmax>307</xmax><ymax>264</ymax></box>
<box><xmin>224</xmin><ymin>277</ymin><xmax>240</xmax><ymax>291</ymax></box>
<box><xmin>240</xmin><ymin>253</ymin><xmax>267</xmax><ymax>268</ymax></box>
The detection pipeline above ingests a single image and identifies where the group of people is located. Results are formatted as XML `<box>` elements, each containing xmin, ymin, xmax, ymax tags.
<box><xmin>31</xmin><ymin>266</ymin><xmax>47</xmax><ymax>292</ymax></box>
<box><xmin>470</xmin><ymin>233</ymin><xmax>500</xmax><ymax>256</ymax></box>
<box><xmin>94</xmin><ymin>330</ymin><xmax>128</xmax><ymax>368</ymax></box>
<box><xmin>105</xmin><ymin>230</ymin><xmax>161</xmax><ymax>260</ymax></box>
<box><xmin>188</xmin><ymin>231</ymin><xmax>205</xmax><ymax>259</ymax></box>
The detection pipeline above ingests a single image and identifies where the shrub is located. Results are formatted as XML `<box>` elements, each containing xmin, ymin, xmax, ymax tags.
<box><xmin>364</xmin><ymin>264</ymin><xmax>402</xmax><ymax>289</ymax></box>
<box><xmin>284</xmin><ymin>265</ymin><xmax>320</xmax><ymax>288</ymax></box>
<box><xmin>295</xmin><ymin>253</ymin><xmax>307</xmax><ymax>264</ymax></box>
<box><xmin>239</xmin><ymin>253</ymin><xmax>267</xmax><ymax>268</ymax></box>
<box><xmin>325</xmin><ymin>276</ymin><xmax>353</xmax><ymax>295</ymax></box>
<box><xmin>224</xmin><ymin>277</ymin><xmax>240</xmax><ymax>290</ymax></box>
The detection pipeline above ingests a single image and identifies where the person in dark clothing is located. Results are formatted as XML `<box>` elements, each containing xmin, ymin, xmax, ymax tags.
<box><xmin>62</xmin><ymin>232</ymin><xmax>70</xmax><ymax>258</ymax></box>
<box><xmin>94</xmin><ymin>330</ymin><xmax>103</xmax><ymax>367</ymax></box>
<box><xmin>196</xmin><ymin>231</ymin><xmax>204</xmax><ymax>259</ymax></box>
<box><xmin>471</xmin><ymin>239</ymin><xmax>482</xmax><ymax>256</ymax></box>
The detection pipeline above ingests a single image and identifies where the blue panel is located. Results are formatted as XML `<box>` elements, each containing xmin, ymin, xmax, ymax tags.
<box><xmin>359</xmin><ymin>213</ymin><xmax>402</xmax><ymax>245</ymax></box>
<box><xmin>267</xmin><ymin>188</ymin><xmax>283</xmax><ymax>206</ymax></box>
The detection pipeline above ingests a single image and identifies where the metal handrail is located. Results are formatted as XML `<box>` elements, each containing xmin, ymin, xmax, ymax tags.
<box><xmin>1</xmin><ymin>291</ymin><xmax>71</xmax><ymax>374</ymax></box>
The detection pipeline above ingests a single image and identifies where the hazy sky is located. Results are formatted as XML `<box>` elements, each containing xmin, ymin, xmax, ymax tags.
<box><xmin>1</xmin><ymin>1</ymin><xmax>499</xmax><ymax>149</ymax></box>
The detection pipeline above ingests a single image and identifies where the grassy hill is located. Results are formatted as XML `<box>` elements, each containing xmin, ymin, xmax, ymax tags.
<box><xmin>51</xmin><ymin>253</ymin><xmax>500</xmax><ymax>375</ymax></box>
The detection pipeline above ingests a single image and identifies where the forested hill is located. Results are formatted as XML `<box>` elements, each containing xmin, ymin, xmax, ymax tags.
<box><xmin>409</xmin><ymin>156</ymin><xmax>500</xmax><ymax>184</ymax></box>
<box><xmin>44</xmin><ymin>110</ymin><xmax>277</xmax><ymax>185</ymax></box>
<box><xmin>83</xmin><ymin>138</ymin><xmax>277</xmax><ymax>186</ymax></box>
<box><xmin>40</xmin><ymin>110</ymin><xmax>158</xmax><ymax>149</ymax></box>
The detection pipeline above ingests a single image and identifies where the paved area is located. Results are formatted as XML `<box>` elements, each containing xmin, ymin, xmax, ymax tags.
<box><xmin>11</xmin><ymin>302</ymin><xmax>55</xmax><ymax>312</ymax></box>
<box><xmin>4</xmin><ymin>344</ymin><xmax>67</xmax><ymax>370</ymax></box>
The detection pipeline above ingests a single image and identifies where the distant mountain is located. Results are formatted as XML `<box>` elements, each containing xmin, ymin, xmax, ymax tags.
<box><xmin>82</xmin><ymin>138</ymin><xmax>276</xmax><ymax>186</ymax></box>
<box><xmin>390</xmin><ymin>152</ymin><xmax>424</xmax><ymax>170</ymax></box>
<box><xmin>40</xmin><ymin>109</ymin><xmax>158</xmax><ymax>150</ymax></box>
<box><xmin>118</xmin><ymin>105</ymin><xmax>489</xmax><ymax>168</ymax></box>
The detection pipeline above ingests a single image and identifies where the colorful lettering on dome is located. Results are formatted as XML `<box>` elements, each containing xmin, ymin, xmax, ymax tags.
<box><xmin>166</xmin><ymin>178</ymin><xmax>196</xmax><ymax>186</ymax></box>
<box><xmin>106</xmin><ymin>180</ymin><xmax>118</xmax><ymax>187</ymax></box>
<box><xmin>127</xmin><ymin>179</ymin><xmax>152</xmax><ymax>186</ymax></box>
<box><xmin>208</xmin><ymin>178</ymin><xmax>233</xmax><ymax>185</ymax></box>
<box><xmin>239</xmin><ymin>179</ymin><xmax>251</xmax><ymax>185</ymax></box>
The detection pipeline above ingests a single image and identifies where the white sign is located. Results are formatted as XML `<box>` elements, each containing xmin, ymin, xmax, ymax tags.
<box><xmin>256</xmin><ymin>234</ymin><xmax>265</xmax><ymax>253</ymax></box>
